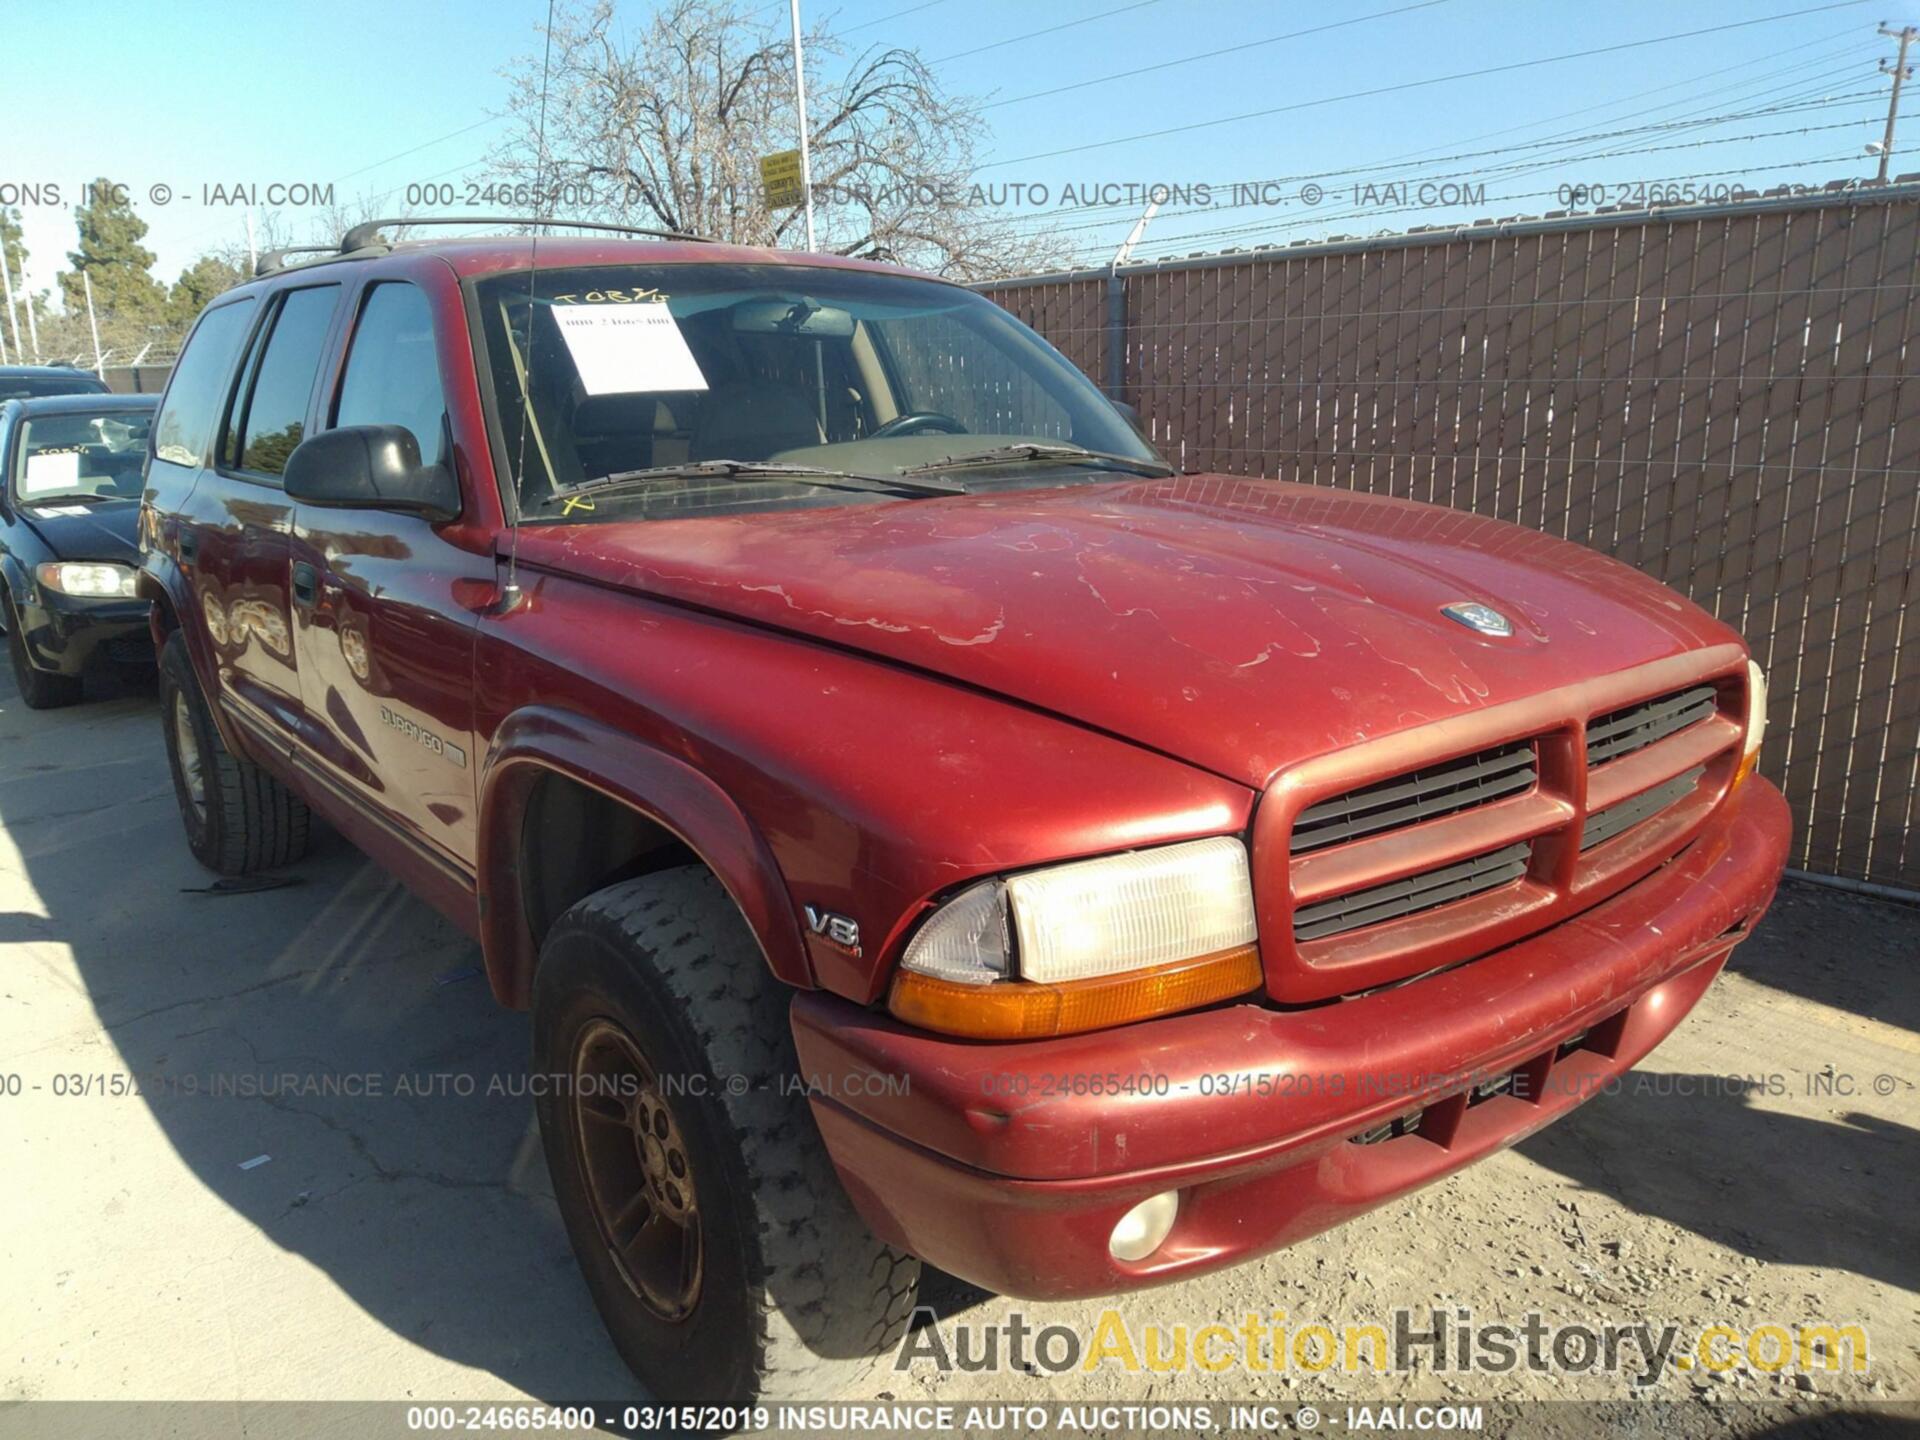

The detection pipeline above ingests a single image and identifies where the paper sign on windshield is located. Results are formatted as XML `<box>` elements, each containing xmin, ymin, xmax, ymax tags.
<box><xmin>552</xmin><ymin>302</ymin><xmax>709</xmax><ymax>396</ymax></box>
<box><xmin>21</xmin><ymin>450</ymin><xmax>81</xmax><ymax>496</ymax></box>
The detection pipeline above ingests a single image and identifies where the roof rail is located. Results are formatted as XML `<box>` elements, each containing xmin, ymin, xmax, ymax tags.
<box><xmin>338</xmin><ymin>215</ymin><xmax>712</xmax><ymax>253</ymax></box>
<box><xmin>255</xmin><ymin>245</ymin><xmax>340</xmax><ymax>277</ymax></box>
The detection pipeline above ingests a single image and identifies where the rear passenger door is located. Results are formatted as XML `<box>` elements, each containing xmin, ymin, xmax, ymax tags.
<box><xmin>194</xmin><ymin>283</ymin><xmax>342</xmax><ymax>751</ymax></box>
<box><xmin>145</xmin><ymin>294</ymin><xmax>258</xmax><ymax>683</ymax></box>
<box><xmin>288</xmin><ymin>278</ymin><xmax>489</xmax><ymax>869</ymax></box>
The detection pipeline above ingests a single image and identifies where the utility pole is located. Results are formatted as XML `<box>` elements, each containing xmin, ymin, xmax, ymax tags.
<box><xmin>788</xmin><ymin>0</ymin><xmax>817</xmax><ymax>251</ymax></box>
<box><xmin>1877</xmin><ymin>22</ymin><xmax>1917</xmax><ymax>183</ymax></box>
<box><xmin>0</xmin><ymin>251</ymin><xmax>21</xmax><ymax>361</ymax></box>
<box><xmin>82</xmin><ymin>269</ymin><xmax>105</xmax><ymax>381</ymax></box>
<box><xmin>22</xmin><ymin>257</ymin><xmax>39</xmax><ymax>361</ymax></box>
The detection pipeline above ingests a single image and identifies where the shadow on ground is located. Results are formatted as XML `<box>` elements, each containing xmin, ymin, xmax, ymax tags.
<box><xmin>1521</xmin><ymin>1070</ymin><xmax>1917</xmax><ymax>1292</ymax></box>
<box><xmin>0</xmin><ymin>661</ymin><xmax>638</xmax><ymax>1398</ymax></box>
<box><xmin>1725</xmin><ymin>875</ymin><xmax>1920</xmax><ymax>1035</ymax></box>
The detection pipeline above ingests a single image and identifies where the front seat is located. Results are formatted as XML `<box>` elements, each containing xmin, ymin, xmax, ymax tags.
<box><xmin>690</xmin><ymin>382</ymin><xmax>826</xmax><ymax>461</ymax></box>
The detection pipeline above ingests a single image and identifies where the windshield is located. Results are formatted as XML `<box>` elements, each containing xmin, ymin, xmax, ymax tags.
<box><xmin>473</xmin><ymin>263</ymin><xmax>1161</xmax><ymax>521</ymax></box>
<box><xmin>13</xmin><ymin>408</ymin><xmax>154</xmax><ymax>504</ymax></box>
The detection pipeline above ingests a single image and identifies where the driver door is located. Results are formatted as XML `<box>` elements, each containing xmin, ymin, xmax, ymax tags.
<box><xmin>288</xmin><ymin>278</ymin><xmax>488</xmax><ymax>869</ymax></box>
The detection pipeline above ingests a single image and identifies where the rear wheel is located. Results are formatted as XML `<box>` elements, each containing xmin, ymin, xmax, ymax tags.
<box><xmin>158</xmin><ymin>632</ymin><xmax>312</xmax><ymax>874</ymax></box>
<box><xmin>533</xmin><ymin>868</ymin><xmax>920</xmax><ymax>1405</ymax></box>
<box><xmin>5</xmin><ymin>597</ymin><xmax>83</xmax><ymax>710</ymax></box>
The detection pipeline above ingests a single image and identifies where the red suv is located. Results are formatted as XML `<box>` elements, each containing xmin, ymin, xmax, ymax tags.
<box><xmin>139</xmin><ymin>224</ymin><xmax>1789</xmax><ymax>1404</ymax></box>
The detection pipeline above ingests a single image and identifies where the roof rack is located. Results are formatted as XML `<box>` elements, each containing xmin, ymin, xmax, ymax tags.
<box><xmin>337</xmin><ymin>215</ymin><xmax>712</xmax><ymax>254</ymax></box>
<box><xmin>255</xmin><ymin>245</ymin><xmax>340</xmax><ymax>277</ymax></box>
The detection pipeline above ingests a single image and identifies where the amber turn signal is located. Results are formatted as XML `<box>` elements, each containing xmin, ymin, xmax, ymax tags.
<box><xmin>887</xmin><ymin>944</ymin><xmax>1264</xmax><ymax>1040</ymax></box>
<box><xmin>1732</xmin><ymin>750</ymin><xmax>1760</xmax><ymax>790</ymax></box>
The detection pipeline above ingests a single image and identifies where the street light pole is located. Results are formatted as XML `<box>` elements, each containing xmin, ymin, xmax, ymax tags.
<box><xmin>788</xmin><ymin>0</ymin><xmax>817</xmax><ymax>251</ymax></box>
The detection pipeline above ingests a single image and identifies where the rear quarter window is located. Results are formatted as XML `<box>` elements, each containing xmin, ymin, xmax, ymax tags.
<box><xmin>152</xmin><ymin>300</ymin><xmax>258</xmax><ymax>466</ymax></box>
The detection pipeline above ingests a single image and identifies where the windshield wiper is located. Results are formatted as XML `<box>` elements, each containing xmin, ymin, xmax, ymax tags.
<box><xmin>903</xmin><ymin>442</ymin><xmax>1173</xmax><ymax>479</ymax></box>
<box><xmin>541</xmin><ymin>459</ymin><xmax>966</xmax><ymax>509</ymax></box>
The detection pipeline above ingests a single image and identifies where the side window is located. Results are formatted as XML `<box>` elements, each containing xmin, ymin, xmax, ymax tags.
<box><xmin>152</xmin><ymin>299</ymin><xmax>257</xmax><ymax>466</ymax></box>
<box><xmin>333</xmin><ymin>283</ymin><xmax>447</xmax><ymax>464</ymax></box>
<box><xmin>231</xmin><ymin>285</ymin><xmax>340</xmax><ymax>479</ymax></box>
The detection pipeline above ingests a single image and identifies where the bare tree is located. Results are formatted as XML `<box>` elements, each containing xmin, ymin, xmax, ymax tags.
<box><xmin>492</xmin><ymin>0</ymin><xmax>1067</xmax><ymax>280</ymax></box>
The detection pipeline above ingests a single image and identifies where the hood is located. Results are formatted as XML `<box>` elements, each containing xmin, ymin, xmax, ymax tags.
<box><xmin>512</xmin><ymin>475</ymin><xmax>1742</xmax><ymax>788</ymax></box>
<box><xmin>19</xmin><ymin>497</ymin><xmax>139</xmax><ymax>564</ymax></box>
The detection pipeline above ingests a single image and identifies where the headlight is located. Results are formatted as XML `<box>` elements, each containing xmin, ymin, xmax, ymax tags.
<box><xmin>1737</xmin><ymin>658</ymin><xmax>1768</xmax><ymax>784</ymax></box>
<box><xmin>37</xmin><ymin>561</ymin><xmax>137</xmax><ymax>598</ymax></box>
<box><xmin>889</xmin><ymin>836</ymin><xmax>1262</xmax><ymax>1039</ymax></box>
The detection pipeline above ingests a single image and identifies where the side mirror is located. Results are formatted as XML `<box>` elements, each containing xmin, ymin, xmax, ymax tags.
<box><xmin>1110</xmin><ymin>398</ymin><xmax>1148</xmax><ymax>440</ymax></box>
<box><xmin>283</xmin><ymin>425</ymin><xmax>461</xmax><ymax>521</ymax></box>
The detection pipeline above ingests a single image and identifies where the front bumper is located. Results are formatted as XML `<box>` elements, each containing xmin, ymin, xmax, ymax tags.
<box><xmin>16</xmin><ymin>592</ymin><xmax>152</xmax><ymax>674</ymax></box>
<box><xmin>791</xmin><ymin>777</ymin><xmax>1789</xmax><ymax>1299</ymax></box>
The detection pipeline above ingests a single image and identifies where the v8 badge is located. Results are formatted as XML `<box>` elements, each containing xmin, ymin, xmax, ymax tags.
<box><xmin>803</xmin><ymin>905</ymin><xmax>862</xmax><ymax>957</ymax></box>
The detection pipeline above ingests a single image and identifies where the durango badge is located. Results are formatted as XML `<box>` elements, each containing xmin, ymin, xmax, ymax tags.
<box><xmin>1441</xmin><ymin>601</ymin><xmax>1515</xmax><ymax>637</ymax></box>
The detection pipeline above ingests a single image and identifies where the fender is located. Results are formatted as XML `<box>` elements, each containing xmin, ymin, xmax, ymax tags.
<box><xmin>136</xmin><ymin>551</ymin><xmax>260</xmax><ymax>761</ymax></box>
<box><xmin>0</xmin><ymin>549</ymin><xmax>33</xmax><ymax>613</ymax></box>
<box><xmin>477</xmin><ymin>703</ymin><xmax>814</xmax><ymax>1009</ymax></box>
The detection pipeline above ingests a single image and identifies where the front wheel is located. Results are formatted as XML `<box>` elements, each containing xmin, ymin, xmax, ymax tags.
<box><xmin>158</xmin><ymin>632</ymin><xmax>312</xmax><ymax>874</ymax></box>
<box><xmin>533</xmin><ymin>868</ymin><xmax>919</xmax><ymax>1405</ymax></box>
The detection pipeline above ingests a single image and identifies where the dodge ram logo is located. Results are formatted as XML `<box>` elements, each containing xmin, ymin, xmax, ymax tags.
<box><xmin>1441</xmin><ymin>601</ymin><xmax>1514</xmax><ymax>637</ymax></box>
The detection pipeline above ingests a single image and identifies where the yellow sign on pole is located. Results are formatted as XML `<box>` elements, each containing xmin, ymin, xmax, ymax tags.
<box><xmin>759</xmin><ymin>149</ymin><xmax>806</xmax><ymax>211</ymax></box>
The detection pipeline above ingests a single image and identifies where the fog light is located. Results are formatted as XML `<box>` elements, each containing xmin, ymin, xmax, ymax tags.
<box><xmin>1108</xmin><ymin>1190</ymin><xmax>1179</xmax><ymax>1262</ymax></box>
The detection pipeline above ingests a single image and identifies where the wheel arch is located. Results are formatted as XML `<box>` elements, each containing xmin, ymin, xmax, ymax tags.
<box><xmin>138</xmin><ymin>557</ymin><xmax>247</xmax><ymax>756</ymax></box>
<box><xmin>476</xmin><ymin>704</ymin><xmax>815</xmax><ymax>1009</ymax></box>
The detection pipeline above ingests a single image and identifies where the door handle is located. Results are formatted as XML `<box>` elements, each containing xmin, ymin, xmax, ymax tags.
<box><xmin>291</xmin><ymin>561</ymin><xmax>319</xmax><ymax>608</ymax></box>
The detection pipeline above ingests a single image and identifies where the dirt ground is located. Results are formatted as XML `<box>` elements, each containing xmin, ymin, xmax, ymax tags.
<box><xmin>1</xmin><ymin>666</ymin><xmax>1914</xmax><ymax>1437</ymax></box>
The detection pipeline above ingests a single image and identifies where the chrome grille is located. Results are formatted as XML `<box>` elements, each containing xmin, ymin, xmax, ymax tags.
<box><xmin>1585</xmin><ymin>685</ymin><xmax>1716</xmax><ymax>766</ymax></box>
<box><xmin>1289</xmin><ymin>742</ymin><xmax>1536</xmax><ymax>854</ymax></box>
<box><xmin>1292</xmin><ymin>842</ymin><xmax>1532</xmax><ymax>942</ymax></box>
<box><xmin>1580</xmin><ymin>767</ymin><xmax>1704</xmax><ymax>851</ymax></box>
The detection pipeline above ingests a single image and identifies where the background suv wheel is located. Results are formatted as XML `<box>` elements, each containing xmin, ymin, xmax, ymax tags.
<box><xmin>158</xmin><ymin>632</ymin><xmax>312</xmax><ymax>874</ymax></box>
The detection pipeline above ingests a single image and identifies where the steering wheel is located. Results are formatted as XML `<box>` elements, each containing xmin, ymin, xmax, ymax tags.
<box><xmin>869</xmin><ymin>411</ymin><xmax>966</xmax><ymax>439</ymax></box>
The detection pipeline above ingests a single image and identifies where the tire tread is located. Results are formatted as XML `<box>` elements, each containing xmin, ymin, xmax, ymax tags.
<box><xmin>547</xmin><ymin>871</ymin><xmax>919</xmax><ymax>1401</ymax></box>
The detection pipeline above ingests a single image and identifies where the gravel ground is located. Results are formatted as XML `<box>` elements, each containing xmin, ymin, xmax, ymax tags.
<box><xmin>0</xmin><ymin>667</ymin><xmax>1914</xmax><ymax>1439</ymax></box>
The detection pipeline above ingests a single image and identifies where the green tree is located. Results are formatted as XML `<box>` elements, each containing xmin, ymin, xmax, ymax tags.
<box><xmin>1</xmin><ymin>206</ymin><xmax>25</xmax><ymax>282</ymax></box>
<box><xmin>169</xmin><ymin>252</ymin><xmax>250</xmax><ymax>325</ymax></box>
<box><xmin>58</xmin><ymin>179</ymin><xmax>166</xmax><ymax>323</ymax></box>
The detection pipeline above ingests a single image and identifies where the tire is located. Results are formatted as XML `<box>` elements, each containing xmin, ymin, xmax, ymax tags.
<box><xmin>5</xmin><ymin>597</ymin><xmax>83</xmax><ymax>709</ymax></box>
<box><xmin>533</xmin><ymin>868</ymin><xmax>919</xmax><ymax>1405</ymax></box>
<box><xmin>158</xmin><ymin>632</ymin><xmax>312</xmax><ymax>875</ymax></box>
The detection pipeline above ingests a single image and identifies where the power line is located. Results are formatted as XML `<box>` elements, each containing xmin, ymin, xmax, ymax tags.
<box><xmin>976</xmin><ymin>0</ymin><xmax>1874</xmax><ymax>170</ymax></box>
<box><xmin>841</xmin><ymin>0</ymin><xmax>953</xmax><ymax>34</ymax></box>
<box><xmin>981</xmin><ymin>0</ymin><xmax>1453</xmax><ymax>111</ymax></box>
<box><xmin>335</xmin><ymin>114</ymin><xmax>503</xmax><ymax>182</ymax></box>
<box><xmin>996</xmin><ymin>35</ymin><xmax>1876</xmax><ymax>236</ymax></box>
<box><xmin>1131</xmin><ymin>146</ymin><xmax>1909</xmax><ymax>258</ymax></box>
<box><xmin>1038</xmin><ymin>104</ymin><xmax>1882</xmax><ymax>249</ymax></box>
<box><xmin>929</xmin><ymin>0</ymin><xmax>1166</xmax><ymax>65</ymax></box>
<box><xmin>1003</xmin><ymin>81</ymin><xmax>1880</xmax><ymax>239</ymax></box>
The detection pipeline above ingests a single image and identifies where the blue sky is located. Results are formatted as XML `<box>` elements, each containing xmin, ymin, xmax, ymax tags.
<box><xmin>8</xmin><ymin>0</ymin><xmax>1920</xmax><ymax>299</ymax></box>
